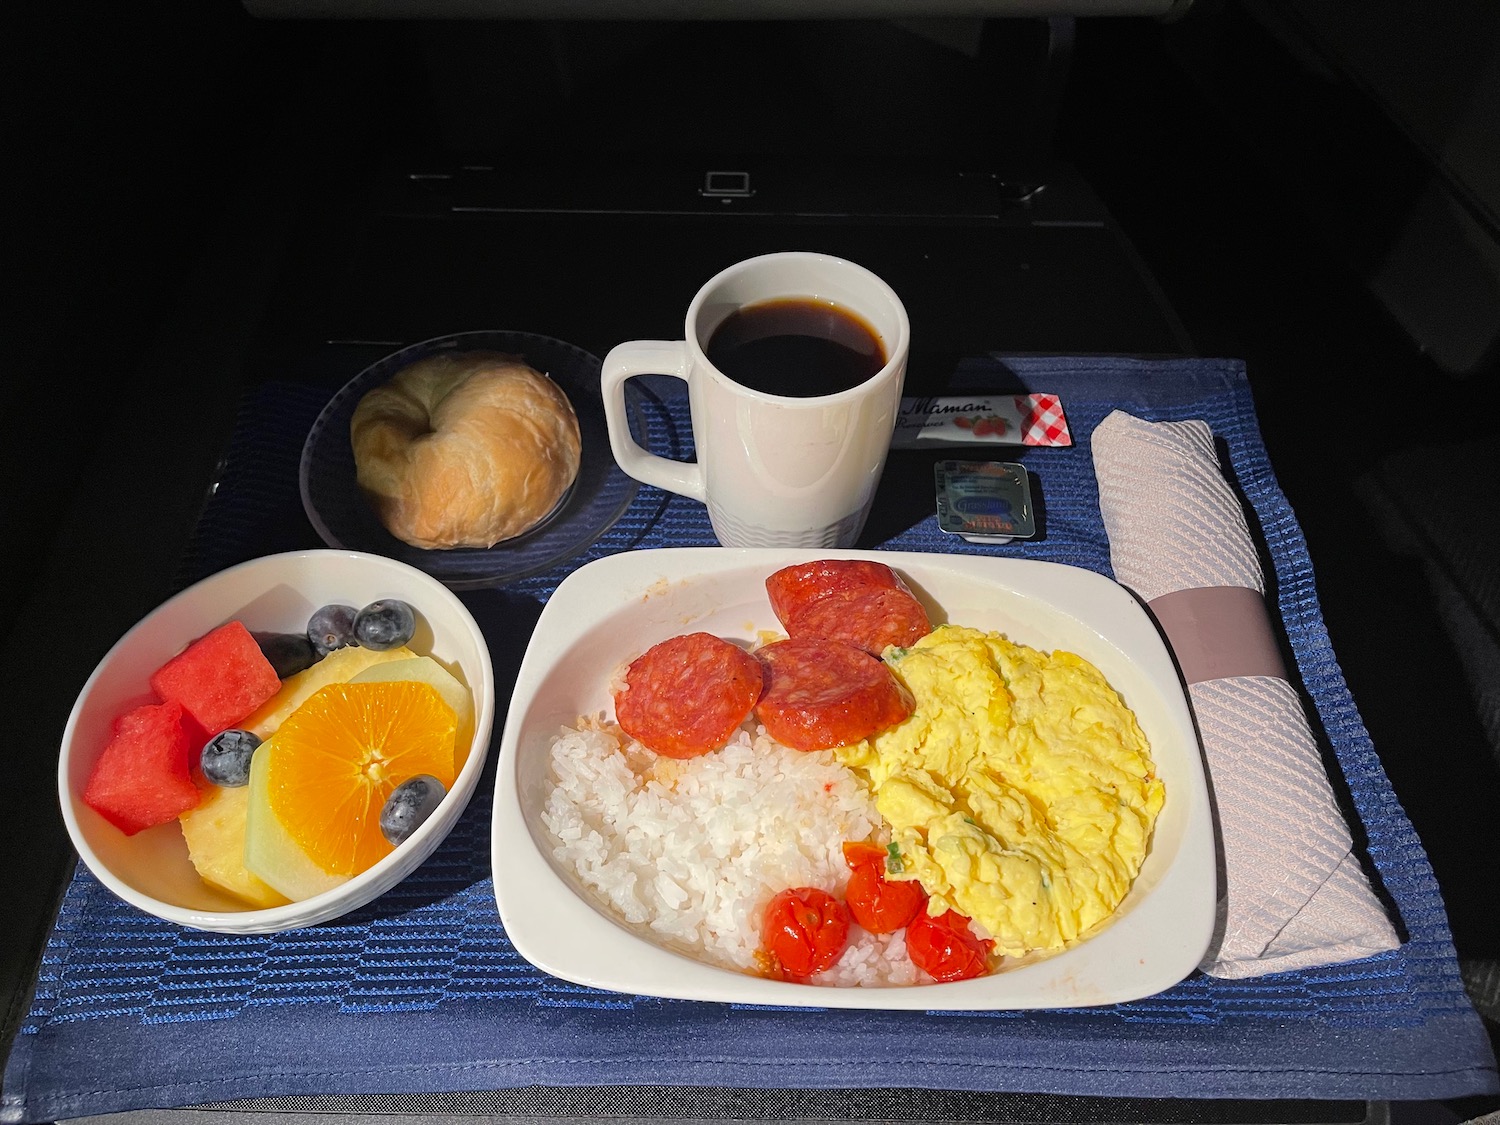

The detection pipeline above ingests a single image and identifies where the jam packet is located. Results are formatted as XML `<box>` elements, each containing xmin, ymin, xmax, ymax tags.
<box><xmin>935</xmin><ymin>460</ymin><xmax>1037</xmax><ymax>544</ymax></box>
<box><xmin>893</xmin><ymin>394</ymin><xmax>1071</xmax><ymax>449</ymax></box>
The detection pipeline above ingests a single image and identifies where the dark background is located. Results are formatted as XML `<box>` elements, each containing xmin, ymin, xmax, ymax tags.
<box><xmin>2</xmin><ymin>0</ymin><xmax>1497</xmax><ymax>1120</ymax></box>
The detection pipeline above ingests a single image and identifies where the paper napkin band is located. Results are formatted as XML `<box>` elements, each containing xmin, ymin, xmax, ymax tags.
<box><xmin>1148</xmin><ymin>587</ymin><xmax>1286</xmax><ymax>684</ymax></box>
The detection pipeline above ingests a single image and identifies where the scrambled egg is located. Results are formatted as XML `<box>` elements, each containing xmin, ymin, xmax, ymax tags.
<box><xmin>835</xmin><ymin>624</ymin><xmax>1164</xmax><ymax>960</ymax></box>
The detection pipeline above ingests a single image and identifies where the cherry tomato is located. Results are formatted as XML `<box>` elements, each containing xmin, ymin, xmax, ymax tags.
<box><xmin>762</xmin><ymin>887</ymin><xmax>851</xmax><ymax>980</ymax></box>
<box><xmin>841</xmin><ymin>842</ymin><xmax>925</xmax><ymax>934</ymax></box>
<box><xmin>841</xmin><ymin>840</ymin><xmax>887</xmax><ymax>869</ymax></box>
<box><xmin>906</xmin><ymin>909</ymin><xmax>993</xmax><ymax>982</ymax></box>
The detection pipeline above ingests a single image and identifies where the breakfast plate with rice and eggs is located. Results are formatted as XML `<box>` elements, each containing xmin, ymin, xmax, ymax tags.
<box><xmin>492</xmin><ymin>548</ymin><xmax>1215</xmax><ymax>1010</ymax></box>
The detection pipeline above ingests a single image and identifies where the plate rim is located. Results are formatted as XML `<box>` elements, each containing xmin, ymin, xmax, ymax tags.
<box><xmin>491</xmin><ymin>547</ymin><xmax>1217</xmax><ymax>1010</ymax></box>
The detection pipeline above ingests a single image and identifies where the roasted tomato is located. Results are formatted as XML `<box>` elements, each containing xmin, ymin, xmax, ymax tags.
<box><xmin>906</xmin><ymin>909</ymin><xmax>993</xmax><ymax>982</ymax></box>
<box><xmin>841</xmin><ymin>842</ymin><xmax>925</xmax><ymax>934</ymax></box>
<box><xmin>762</xmin><ymin>887</ymin><xmax>851</xmax><ymax>980</ymax></box>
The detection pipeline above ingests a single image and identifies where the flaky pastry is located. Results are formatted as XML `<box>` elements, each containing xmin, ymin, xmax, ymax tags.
<box><xmin>350</xmin><ymin>351</ymin><xmax>582</xmax><ymax>549</ymax></box>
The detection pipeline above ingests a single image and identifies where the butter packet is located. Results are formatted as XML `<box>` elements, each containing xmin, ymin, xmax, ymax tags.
<box><xmin>893</xmin><ymin>394</ymin><xmax>1072</xmax><ymax>449</ymax></box>
<box><xmin>935</xmin><ymin>460</ymin><xmax>1037</xmax><ymax>544</ymax></box>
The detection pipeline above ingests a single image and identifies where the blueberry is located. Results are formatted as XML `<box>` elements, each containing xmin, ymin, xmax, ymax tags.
<box><xmin>354</xmin><ymin>599</ymin><xmax>416</xmax><ymax>651</ymax></box>
<box><xmin>253</xmin><ymin>631</ymin><xmax>320</xmax><ymax>679</ymax></box>
<box><xmin>308</xmin><ymin>604</ymin><xmax>359</xmax><ymax>656</ymax></box>
<box><xmin>380</xmin><ymin>774</ymin><xmax>446</xmax><ymax>845</ymax></box>
<box><xmin>200</xmin><ymin>729</ymin><xmax>262</xmax><ymax>788</ymax></box>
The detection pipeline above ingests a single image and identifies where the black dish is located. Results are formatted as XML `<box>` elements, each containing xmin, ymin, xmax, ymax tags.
<box><xmin>300</xmin><ymin>330</ymin><xmax>642</xmax><ymax>589</ymax></box>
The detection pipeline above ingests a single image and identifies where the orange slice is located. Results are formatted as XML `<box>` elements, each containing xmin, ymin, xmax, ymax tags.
<box><xmin>266</xmin><ymin>680</ymin><xmax>457</xmax><ymax>876</ymax></box>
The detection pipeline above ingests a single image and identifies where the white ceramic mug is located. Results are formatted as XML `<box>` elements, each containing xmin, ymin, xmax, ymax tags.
<box><xmin>601</xmin><ymin>251</ymin><xmax>911</xmax><ymax>548</ymax></box>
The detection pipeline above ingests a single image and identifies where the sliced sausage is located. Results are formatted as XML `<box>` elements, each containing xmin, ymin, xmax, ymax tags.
<box><xmin>753</xmin><ymin>638</ymin><xmax>914</xmax><ymax>751</ymax></box>
<box><xmin>789</xmin><ymin>586</ymin><xmax>931</xmax><ymax>656</ymax></box>
<box><xmin>765</xmin><ymin>559</ymin><xmax>905</xmax><ymax>632</ymax></box>
<box><xmin>613</xmin><ymin>632</ymin><xmax>764</xmax><ymax>759</ymax></box>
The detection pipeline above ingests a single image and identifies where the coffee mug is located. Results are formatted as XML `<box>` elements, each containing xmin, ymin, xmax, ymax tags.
<box><xmin>601</xmin><ymin>251</ymin><xmax>911</xmax><ymax>548</ymax></box>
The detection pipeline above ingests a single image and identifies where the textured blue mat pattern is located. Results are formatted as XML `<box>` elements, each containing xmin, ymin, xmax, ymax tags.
<box><xmin>5</xmin><ymin>357</ymin><xmax>1495</xmax><ymax>1123</ymax></box>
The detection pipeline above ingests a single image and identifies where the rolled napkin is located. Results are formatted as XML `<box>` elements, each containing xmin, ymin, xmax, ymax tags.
<box><xmin>1092</xmin><ymin>409</ymin><xmax>1400</xmax><ymax>979</ymax></box>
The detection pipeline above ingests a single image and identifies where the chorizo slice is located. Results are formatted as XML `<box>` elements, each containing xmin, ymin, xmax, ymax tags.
<box><xmin>613</xmin><ymin>632</ymin><xmax>763</xmax><ymax>759</ymax></box>
<box><xmin>789</xmin><ymin>586</ymin><xmax>932</xmax><ymax>657</ymax></box>
<box><xmin>753</xmin><ymin>638</ymin><xmax>914</xmax><ymax>751</ymax></box>
<box><xmin>765</xmin><ymin>559</ymin><xmax>905</xmax><ymax>632</ymax></box>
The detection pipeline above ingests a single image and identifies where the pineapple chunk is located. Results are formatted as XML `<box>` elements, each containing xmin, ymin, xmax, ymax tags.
<box><xmin>179</xmin><ymin>784</ymin><xmax>291</xmax><ymax>909</ymax></box>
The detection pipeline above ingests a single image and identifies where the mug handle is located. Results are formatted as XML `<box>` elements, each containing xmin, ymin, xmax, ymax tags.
<box><xmin>600</xmin><ymin>340</ymin><xmax>706</xmax><ymax>502</ymax></box>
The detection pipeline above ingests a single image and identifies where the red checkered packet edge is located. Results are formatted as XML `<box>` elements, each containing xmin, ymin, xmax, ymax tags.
<box><xmin>891</xmin><ymin>393</ymin><xmax>1073</xmax><ymax>448</ymax></box>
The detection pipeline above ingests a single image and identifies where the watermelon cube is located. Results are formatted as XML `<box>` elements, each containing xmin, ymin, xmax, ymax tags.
<box><xmin>82</xmin><ymin>699</ymin><xmax>201</xmax><ymax>835</ymax></box>
<box><xmin>149</xmin><ymin>620</ymin><xmax>281</xmax><ymax>737</ymax></box>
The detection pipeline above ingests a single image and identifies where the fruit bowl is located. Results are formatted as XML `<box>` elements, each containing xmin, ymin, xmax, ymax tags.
<box><xmin>57</xmin><ymin>549</ymin><xmax>495</xmax><ymax>934</ymax></box>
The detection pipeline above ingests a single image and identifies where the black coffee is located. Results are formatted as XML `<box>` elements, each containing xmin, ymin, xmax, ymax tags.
<box><xmin>705</xmin><ymin>297</ymin><xmax>886</xmax><ymax>398</ymax></box>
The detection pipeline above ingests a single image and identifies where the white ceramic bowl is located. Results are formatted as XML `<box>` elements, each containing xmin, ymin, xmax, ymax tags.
<box><xmin>58</xmin><ymin>549</ymin><xmax>495</xmax><ymax>934</ymax></box>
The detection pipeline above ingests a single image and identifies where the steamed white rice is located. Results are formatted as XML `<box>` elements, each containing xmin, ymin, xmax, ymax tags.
<box><xmin>540</xmin><ymin>721</ymin><xmax>925</xmax><ymax>986</ymax></box>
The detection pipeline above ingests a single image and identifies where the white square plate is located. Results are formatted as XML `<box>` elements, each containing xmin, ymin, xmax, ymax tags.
<box><xmin>491</xmin><ymin>548</ymin><xmax>1215</xmax><ymax>1009</ymax></box>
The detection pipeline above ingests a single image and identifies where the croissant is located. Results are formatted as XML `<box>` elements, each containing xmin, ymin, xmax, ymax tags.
<box><xmin>350</xmin><ymin>351</ymin><xmax>582</xmax><ymax>550</ymax></box>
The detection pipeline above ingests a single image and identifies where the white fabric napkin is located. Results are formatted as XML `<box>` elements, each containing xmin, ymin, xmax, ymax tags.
<box><xmin>1092</xmin><ymin>409</ymin><xmax>1399</xmax><ymax>979</ymax></box>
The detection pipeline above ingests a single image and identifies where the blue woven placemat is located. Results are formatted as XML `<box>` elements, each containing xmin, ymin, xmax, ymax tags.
<box><xmin>5</xmin><ymin>356</ymin><xmax>1495</xmax><ymax>1124</ymax></box>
